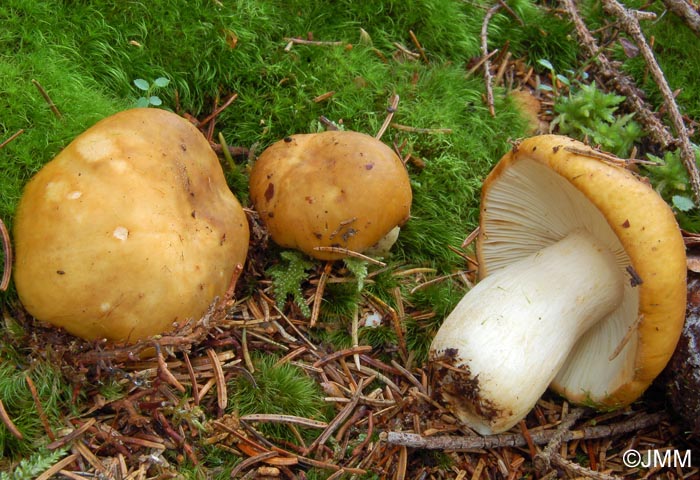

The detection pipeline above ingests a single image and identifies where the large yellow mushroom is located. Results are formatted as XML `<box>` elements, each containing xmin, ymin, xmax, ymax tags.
<box><xmin>13</xmin><ymin>108</ymin><xmax>250</xmax><ymax>342</ymax></box>
<box><xmin>430</xmin><ymin>135</ymin><xmax>686</xmax><ymax>435</ymax></box>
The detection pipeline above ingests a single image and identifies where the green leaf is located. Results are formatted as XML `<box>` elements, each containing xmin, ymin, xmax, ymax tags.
<box><xmin>672</xmin><ymin>195</ymin><xmax>695</xmax><ymax>212</ymax></box>
<box><xmin>133</xmin><ymin>78</ymin><xmax>150</xmax><ymax>91</ymax></box>
<box><xmin>148</xmin><ymin>95</ymin><xmax>163</xmax><ymax>106</ymax></box>
<box><xmin>135</xmin><ymin>97</ymin><xmax>150</xmax><ymax>108</ymax></box>
<box><xmin>556</xmin><ymin>74</ymin><xmax>571</xmax><ymax>86</ymax></box>
<box><xmin>153</xmin><ymin>77</ymin><xmax>170</xmax><ymax>88</ymax></box>
<box><xmin>537</xmin><ymin>58</ymin><xmax>554</xmax><ymax>71</ymax></box>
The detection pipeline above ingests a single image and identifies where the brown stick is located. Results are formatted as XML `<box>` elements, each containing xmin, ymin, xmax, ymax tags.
<box><xmin>26</xmin><ymin>374</ymin><xmax>56</xmax><ymax>441</ymax></box>
<box><xmin>376</xmin><ymin>94</ymin><xmax>400</xmax><ymax>141</ymax></box>
<box><xmin>384</xmin><ymin>411</ymin><xmax>666</xmax><ymax>450</ymax></box>
<box><xmin>534</xmin><ymin>408</ymin><xmax>584</xmax><ymax>472</ymax></box>
<box><xmin>207</xmin><ymin>347</ymin><xmax>227</xmax><ymax>412</ymax></box>
<box><xmin>408</xmin><ymin>30</ymin><xmax>429</xmax><ymax>64</ymax></box>
<box><xmin>0</xmin><ymin>217</ymin><xmax>11</xmax><ymax>291</ymax></box>
<box><xmin>32</xmin><ymin>79</ymin><xmax>62</xmax><ymax>118</ymax></box>
<box><xmin>196</xmin><ymin>93</ymin><xmax>238</xmax><ymax>128</ymax></box>
<box><xmin>46</xmin><ymin>418</ymin><xmax>96</xmax><ymax>450</ymax></box>
<box><xmin>662</xmin><ymin>0</ymin><xmax>700</xmax><ymax>35</ymax></box>
<box><xmin>480</xmin><ymin>3</ymin><xmax>503</xmax><ymax>117</ymax></box>
<box><xmin>0</xmin><ymin>399</ymin><xmax>23</xmax><ymax>440</ymax></box>
<box><xmin>306</xmin><ymin>379</ymin><xmax>365</xmax><ymax>454</ymax></box>
<box><xmin>0</xmin><ymin>129</ymin><xmax>24</xmax><ymax>150</ymax></box>
<box><xmin>601</xmin><ymin>0</ymin><xmax>700</xmax><ymax>202</ymax></box>
<box><xmin>558</xmin><ymin>0</ymin><xmax>674</xmax><ymax>149</ymax></box>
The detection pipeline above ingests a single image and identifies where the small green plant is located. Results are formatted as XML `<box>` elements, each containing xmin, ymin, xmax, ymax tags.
<box><xmin>536</xmin><ymin>58</ymin><xmax>581</xmax><ymax>96</ymax></box>
<box><xmin>266</xmin><ymin>251</ymin><xmax>314</xmax><ymax>316</ymax></box>
<box><xmin>551</xmin><ymin>82</ymin><xmax>643</xmax><ymax>158</ymax></box>
<box><xmin>537</xmin><ymin>58</ymin><xmax>643</xmax><ymax>158</ymax></box>
<box><xmin>0</xmin><ymin>448</ymin><xmax>68</xmax><ymax>480</ymax></box>
<box><xmin>644</xmin><ymin>146</ymin><xmax>700</xmax><ymax>231</ymax></box>
<box><xmin>133</xmin><ymin>77</ymin><xmax>170</xmax><ymax>107</ymax></box>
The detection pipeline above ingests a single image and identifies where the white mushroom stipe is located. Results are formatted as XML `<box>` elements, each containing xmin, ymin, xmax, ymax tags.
<box><xmin>429</xmin><ymin>230</ymin><xmax>625</xmax><ymax>435</ymax></box>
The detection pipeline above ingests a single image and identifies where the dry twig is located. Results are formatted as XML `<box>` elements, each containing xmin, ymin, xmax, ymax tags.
<box><xmin>384</xmin><ymin>411</ymin><xmax>666</xmax><ymax>450</ymax></box>
<box><xmin>0</xmin><ymin>399</ymin><xmax>23</xmax><ymax>440</ymax></box>
<box><xmin>32</xmin><ymin>79</ymin><xmax>62</xmax><ymax>118</ymax></box>
<box><xmin>558</xmin><ymin>0</ymin><xmax>673</xmax><ymax>147</ymax></box>
<box><xmin>662</xmin><ymin>0</ymin><xmax>700</xmax><ymax>35</ymax></box>
<box><xmin>0</xmin><ymin>128</ymin><xmax>24</xmax><ymax>150</ymax></box>
<box><xmin>534</xmin><ymin>407</ymin><xmax>584</xmax><ymax>472</ymax></box>
<box><xmin>481</xmin><ymin>3</ymin><xmax>503</xmax><ymax>117</ymax></box>
<box><xmin>376</xmin><ymin>94</ymin><xmax>400</xmax><ymax>141</ymax></box>
<box><xmin>602</xmin><ymin>0</ymin><xmax>700</xmax><ymax>202</ymax></box>
<box><xmin>0</xmin><ymin>217</ymin><xmax>11</xmax><ymax>291</ymax></box>
<box><xmin>560</xmin><ymin>0</ymin><xmax>700</xmax><ymax>202</ymax></box>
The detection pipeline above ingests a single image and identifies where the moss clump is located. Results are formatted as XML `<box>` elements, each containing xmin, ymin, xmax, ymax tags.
<box><xmin>227</xmin><ymin>353</ymin><xmax>329</xmax><ymax>443</ymax></box>
<box><xmin>0</xmin><ymin>358</ymin><xmax>73</xmax><ymax>458</ymax></box>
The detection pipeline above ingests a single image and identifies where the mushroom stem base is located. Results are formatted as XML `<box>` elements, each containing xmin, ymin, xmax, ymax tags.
<box><xmin>429</xmin><ymin>230</ymin><xmax>624</xmax><ymax>434</ymax></box>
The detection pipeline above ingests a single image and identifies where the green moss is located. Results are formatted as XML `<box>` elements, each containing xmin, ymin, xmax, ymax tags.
<box><xmin>227</xmin><ymin>353</ymin><xmax>330</xmax><ymax>443</ymax></box>
<box><xmin>319</xmin><ymin>282</ymin><xmax>363</xmax><ymax>325</ymax></box>
<box><xmin>0</xmin><ymin>360</ymin><xmax>73</xmax><ymax>458</ymax></box>
<box><xmin>616</xmin><ymin>6</ymin><xmax>700</xmax><ymax>132</ymax></box>
<box><xmin>0</xmin><ymin>48</ymin><xmax>125</xmax><ymax>227</ymax></box>
<box><xmin>405</xmin><ymin>281</ymin><xmax>465</xmax><ymax>363</ymax></box>
<box><xmin>0</xmin><ymin>448</ymin><xmax>69</xmax><ymax>480</ymax></box>
<box><xmin>489</xmin><ymin>0</ymin><xmax>580</xmax><ymax>71</ymax></box>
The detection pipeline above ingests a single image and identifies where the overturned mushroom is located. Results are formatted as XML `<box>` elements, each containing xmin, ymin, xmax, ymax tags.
<box><xmin>249</xmin><ymin>130</ymin><xmax>412</xmax><ymax>260</ymax></box>
<box><xmin>13</xmin><ymin>108</ymin><xmax>250</xmax><ymax>342</ymax></box>
<box><xmin>429</xmin><ymin>135</ymin><xmax>686</xmax><ymax>435</ymax></box>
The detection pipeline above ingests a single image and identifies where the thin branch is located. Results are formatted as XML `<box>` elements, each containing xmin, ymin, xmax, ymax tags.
<box><xmin>534</xmin><ymin>408</ymin><xmax>585</xmax><ymax>472</ymax></box>
<box><xmin>26</xmin><ymin>374</ymin><xmax>56</xmax><ymax>441</ymax></box>
<box><xmin>662</xmin><ymin>0</ymin><xmax>700</xmax><ymax>35</ymax></box>
<box><xmin>312</xmin><ymin>246</ymin><xmax>387</xmax><ymax>266</ymax></box>
<box><xmin>0</xmin><ymin>129</ymin><xmax>24</xmax><ymax>150</ymax></box>
<box><xmin>376</xmin><ymin>94</ymin><xmax>400</xmax><ymax>141</ymax></box>
<box><xmin>196</xmin><ymin>92</ymin><xmax>237</xmax><ymax>128</ymax></box>
<box><xmin>384</xmin><ymin>411</ymin><xmax>666</xmax><ymax>450</ymax></box>
<box><xmin>558</xmin><ymin>0</ymin><xmax>673</xmax><ymax>148</ymax></box>
<box><xmin>602</xmin><ymin>0</ymin><xmax>700</xmax><ymax>202</ymax></box>
<box><xmin>310</xmin><ymin>262</ymin><xmax>331</xmax><ymax>328</ymax></box>
<box><xmin>284</xmin><ymin>37</ymin><xmax>345</xmax><ymax>52</ymax></box>
<box><xmin>480</xmin><ymin>3</ymin><xmax>503</xmax><ymax>117</ymax></box>
<box><xmin>240</xmin><ymin>414</ymin><xmax>328</xmax><ymax>429</ymax></box>
<box><xmin>0</xmin><ymin>399</ymin><xmax>23</xmax><ymax>440</ymax></box>
<box><xmin>408</xmin><ymin>30</ymin><xmax>429</xmax><ymax>63</ymax></box>
<box><xmin>0</xmin><ymin>217</ymin><xmax>11</xmax><ymax>291</ymax></box>
<box><xmin>32</xmin><ymin>79</ymin><xmax>62</xmax><ymax>118</ymax></box>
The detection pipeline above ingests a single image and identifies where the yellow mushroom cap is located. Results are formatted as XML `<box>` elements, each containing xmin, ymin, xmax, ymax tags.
<box><xmin>249</xmin><ymin>130</ymin><xmax>412</xmax><ymax>260</ymax></box>
<box><xmin>477</xmin><ymin>134</ymin><xmax>687</xmax><ymax>408</ymax></box>
<box><xmin>13</xmin><ymin>108</ymin><xmax>250</xmax><ymax>342</ymax></box>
